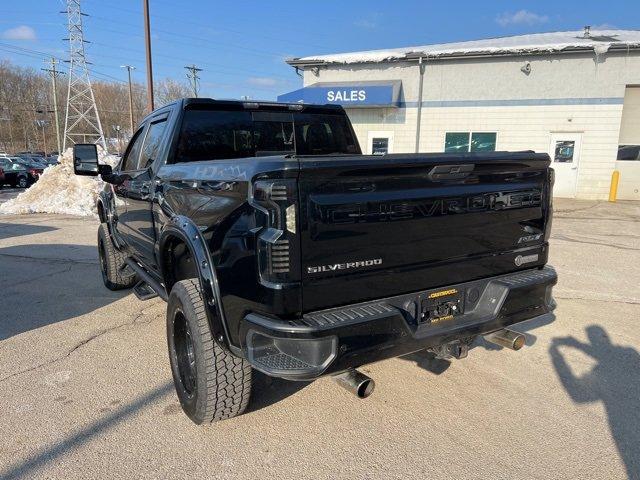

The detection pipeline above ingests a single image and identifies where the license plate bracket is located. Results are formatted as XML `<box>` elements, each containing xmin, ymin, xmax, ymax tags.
<box><xmin>420</xmin><ymin>287</ymin><xmax>465</xmax><ymax>324</ymax></box>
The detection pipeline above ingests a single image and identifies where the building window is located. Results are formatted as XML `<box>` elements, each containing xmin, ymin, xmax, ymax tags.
<box><xmin>553</xmin><ymin>141</ymin><xmax>576</xmax><ymax>163</ymax></box>
<box><xmin>372</xmin><ymin>137</ymin><xmax>389</xmax><ymax>155</ymax></box>
<box><xmin>617</xmin><ymin>145</ymin><xmax>640</xmax><ymax>161</ymax></box>
<box><xmin>445</xmin><ymin>132</ymin><xmax>496</xmax><ymax>153</ymax></box>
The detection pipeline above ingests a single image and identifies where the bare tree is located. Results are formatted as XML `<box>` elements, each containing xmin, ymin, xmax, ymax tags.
<box><xmin>0</xmin><ymin>61</ymin><xmax>197</xmax><ymax>154</ymax></box>
<box><xmin>155</xmin><ymin>78</ymin><xmax>192</xmax><ymax>107</ymax></box>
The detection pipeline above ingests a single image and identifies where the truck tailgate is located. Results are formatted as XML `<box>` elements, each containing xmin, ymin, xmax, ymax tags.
<box><xmin>297</xmin><ymin>152</ymin><xmax>552</xmax><ymax>312</ymax></box>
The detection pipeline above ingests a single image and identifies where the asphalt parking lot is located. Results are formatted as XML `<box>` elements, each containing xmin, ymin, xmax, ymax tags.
<box><xmin>0</xmin><ymin>187</ymin><xmax>22</xmax><ymax>205</ymax></box>
<box><xmin>0</xmin><ymin>197</ymin><xmax>639</xmax><ymax>480</ymax></box>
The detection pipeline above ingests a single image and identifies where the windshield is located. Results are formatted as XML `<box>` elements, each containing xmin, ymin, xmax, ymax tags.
<box><xmin>174</xmin><ymin>108</ymin><xmax>360</xmax><ymax>163</ymax></box>
<box><xmin>20</xmin><ymin>159</ymin><xmax>42</xmax><ymax>167</ymax></box>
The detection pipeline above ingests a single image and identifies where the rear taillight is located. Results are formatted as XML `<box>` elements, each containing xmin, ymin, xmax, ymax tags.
<box><xmin>251</xmin><ymin>179</ymin><xmax>299</xmax><ymax>288</ymax></box>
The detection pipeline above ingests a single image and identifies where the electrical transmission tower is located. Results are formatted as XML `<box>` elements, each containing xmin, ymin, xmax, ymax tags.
<box><xmin>185</xmin><ymin>64</ymin><xmax>203</xmax><ymax>97</ymax></box>
<box><xmin>62</xmin><ymin>0</ymin><xmax>106</xmax><ymax>151</ymax></box>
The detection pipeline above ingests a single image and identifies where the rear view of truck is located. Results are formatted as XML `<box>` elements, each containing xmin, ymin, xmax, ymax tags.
<box><xmin>83</xmin><ymin>98</ymin><xmax>556</xmax><ymax>423</ymax></box>
<box><xmin>241</xmin><ymin>107</ymin><xmax>556</xmax><ymax>383</ymax></box>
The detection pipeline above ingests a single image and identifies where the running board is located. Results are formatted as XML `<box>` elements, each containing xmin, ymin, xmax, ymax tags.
<box><xmin>124</xmin><ymin>258</ymin><xmax>168</xmax><ymax>301</ymax></box>
<box><xmin>133</xmin><ymin>280</ymin><xmax>158</xmax><ymax>301</ymax></box>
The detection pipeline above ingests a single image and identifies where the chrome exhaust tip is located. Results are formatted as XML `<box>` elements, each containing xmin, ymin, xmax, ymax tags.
<box><xmin>333</xmin><ymin>368</ymin><xmax>375</xmax><ymax>398</ymax></box>
<box><xmin>484</xmin><ymin>328</ymin><xmax>526</xmax><ymax>351</ymax></box>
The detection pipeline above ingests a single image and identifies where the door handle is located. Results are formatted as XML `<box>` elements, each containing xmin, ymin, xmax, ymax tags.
<box><xmin>428</xmin><ymin>164</ymin><xmax>475</xmax><ymax>181</ymax></box>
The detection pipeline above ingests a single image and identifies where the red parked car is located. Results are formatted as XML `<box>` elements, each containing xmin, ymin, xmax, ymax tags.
<box><xmin>12</xmin><ymin>157</ymin><xmax>44</xmax><ymax>184</ymax></box>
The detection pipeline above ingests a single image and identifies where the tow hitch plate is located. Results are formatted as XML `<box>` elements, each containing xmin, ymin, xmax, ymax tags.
<box><xmin>420</xmin><ymin>288</ymin><xmax>465</xmax><ymax>324</ymax></box>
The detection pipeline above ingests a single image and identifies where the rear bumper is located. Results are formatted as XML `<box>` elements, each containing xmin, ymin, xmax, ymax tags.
<box><xmin>240</xmin><ymin>266</ymin><xmax>557</xmax><ymax>380</ymax></box>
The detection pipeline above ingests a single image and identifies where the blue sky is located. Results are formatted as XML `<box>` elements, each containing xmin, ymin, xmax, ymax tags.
<box><xmin>0</xmin><ymin>0</ymin><xmax>637</xmax><ymax>100</ymax></box>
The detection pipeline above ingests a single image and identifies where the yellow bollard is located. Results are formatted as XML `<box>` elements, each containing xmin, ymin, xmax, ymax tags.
<box><xmin>609</xmin><ymin>170</ymin><xmax>620</xmax><ymax>202</ymax></box>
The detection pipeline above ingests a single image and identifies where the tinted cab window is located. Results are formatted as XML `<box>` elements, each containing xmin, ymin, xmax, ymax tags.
<box><xmin>176</xmin><ymin>110</ymin><xmax>253</xmax><ymax>163</ymax></box>
<box><xmin>139</xmin><ymin>120</ymin><xmax>167</xmax><ymax>169</ymax></box>
<box><xmin>293</xmin><ymin>113</ymin><xmax>358</xmax><ymax>155</ymax></box>
<box><xmin>121</xmin><ymin>127</ymin><xmax>146</xmax><ymax>171</ymax></box>
<box><xmin>173</xmin><ymin>108</ymin><xmax>359</xmax><ymax>163</ymax></box>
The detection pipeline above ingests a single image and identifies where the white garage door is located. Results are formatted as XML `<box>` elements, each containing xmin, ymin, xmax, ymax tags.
<box><xmin>617</xmin><ymin>87</ymin><xmax>640</xmax><ymax>200</ymax></box>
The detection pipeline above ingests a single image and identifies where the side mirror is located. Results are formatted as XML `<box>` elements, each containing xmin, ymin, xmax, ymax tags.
<box><xmin>73</xmin><ymin>144</ymin><xmax>99</xmax><ymax>176</ymax></box>
<box><xmin>99</xmin><ymin>164</ymin><xmax>113</xmax><ymax>176</ymax></box>
<box><xmin>99</xmin><ymin>165</ymin><xmax>127</xmax><ymax>185</ymax></box>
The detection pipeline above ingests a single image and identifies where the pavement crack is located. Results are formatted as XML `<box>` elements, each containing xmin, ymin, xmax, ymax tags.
<box><xmin>0</xmin><ymin>263</ymin><xmax>73</xmax><ymax>289</ymax></box>
<box><xmin>555</xmin><ymin>295</ymin><xmax>640</xmax><ymax>306</ymax></box>
<box><xmin>0</xmin><ymin>303</ymin><xmax>161</xmax><ymax>384</ymax></box>
<box><xmin>0</xmin><ymin>252</ymin><xmax>97</xmax><ymax>265</ymax></box>
<box><xmin>551</xmin><ymin>233</ymin><xmax>640</xmax><ymax>252</ymax></box>
<box><xmin>553</xmin><ymin>215</ymin><xmax>639</xmax><ymax>223</ymax></box>
<box><xmin>554</xmin><ymin>202</ymin><xmax>603</xmax><ymax>215</ymax></box>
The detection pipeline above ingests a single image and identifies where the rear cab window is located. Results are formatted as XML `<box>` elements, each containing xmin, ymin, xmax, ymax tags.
<box><xmin>172</xmin><ymin>106</ymin><xmax>360</xmax><ymax>163</ymax></box>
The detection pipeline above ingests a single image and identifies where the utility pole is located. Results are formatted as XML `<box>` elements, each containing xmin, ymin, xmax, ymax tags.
<box><xmin>184</xmin><ymin>64</ymin><xmax>203</xmax><ymax>97</ymax></box>
<box><xmin>143</xmin><ymin>0</ymin><xmax>154</xmax><ymax>112</ymax></box>
<box><xmin>121</xmin><ymin>65</ymin><xmax>136</xmax><ymax>133</ymax></box>
<box><xmin>41</xmin><ymin>57</ymin><xmax>64</xmax><ymax>154</ymax></box>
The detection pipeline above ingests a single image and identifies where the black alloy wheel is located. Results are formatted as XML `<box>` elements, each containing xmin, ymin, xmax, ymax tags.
<box><xmin>172</xmin><ymin>308</ymin><xmax>197</xmax><ymax>397</ymax></box>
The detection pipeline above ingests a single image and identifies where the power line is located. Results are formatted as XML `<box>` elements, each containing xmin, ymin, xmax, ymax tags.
<box><xmin>86</xmin><ymin>39</ymin><xmax>293</xmax><ymax>81</ymax></box>
<box><xmin>0</xmin><ymin>43</ymin><xmax>127</xmax><ymax>85</ymax></box>
<box><xmin>81</xmin><ymin>0</ymin><xmax>338</xmax><ymax>50</ymax></box>
<box><xmin>86</xmin><ymin>20</ymin><xmax>287</xmax><ymax>60</ymax></box>
<box><xmin>0</xmin><ymin>45</ymin><xmax>288</xmax><ymax>96</ymax></box>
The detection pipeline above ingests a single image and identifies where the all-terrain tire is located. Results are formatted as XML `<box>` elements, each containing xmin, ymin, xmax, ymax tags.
<box><xmin>97</xmin><ymin>223</ymin><xmax>137</xmax><ymax>290</ymax></box>
<box><xmin>167</xmin><ymin>279</ymin><xmax>252</xmax><ymax>424</ymax></box>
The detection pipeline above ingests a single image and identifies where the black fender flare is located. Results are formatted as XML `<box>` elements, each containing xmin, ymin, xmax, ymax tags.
<box><xmin>158</xmin><ymin>215</ymin><xmax>235</xmax><ymax>353</ymax></box>
<box><xmin>97</xmin><ymin>190</ymin><xmax>124</xmax><ymax>249</ymax></box>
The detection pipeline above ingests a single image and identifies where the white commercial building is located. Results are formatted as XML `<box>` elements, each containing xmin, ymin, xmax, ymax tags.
<box><xmin>281</xmin><ymin>29</ymin><xmax>640</xmax><ymax>199</ymax></box>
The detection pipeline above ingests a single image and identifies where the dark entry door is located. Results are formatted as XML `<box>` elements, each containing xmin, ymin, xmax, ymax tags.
<box><xmin>123</xmin><ymin>117</ymin><xmax>169</xmax><ymax>269</ymax></box>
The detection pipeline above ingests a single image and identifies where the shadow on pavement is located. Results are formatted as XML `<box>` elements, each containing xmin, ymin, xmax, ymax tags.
<box><xmin>245</xmin><ymin>371</ymin><xmax>310</xmax><ymax>414</ymax></box>
<box><xmin>0</xmin><ymin>376</ymin><xmax>310</xmax><ymax>478</ymax></box>
<box><xmin>0</xmin><ymin>243</ymin><xmax>127</xmax><ymax>340</ymax></box>
<box><xmin>0</xmin><ymin>222</ymin><xmax>58</xmax><ymax>240</ymax></box>
<box><xmin>475</xmin><ymin>313</ymin><xmax>556</xmax><ymax>351</ymax></box>
<box><xmin>0</xmin><ymin>382</ymin><xmax>175</xmax><ymax>480</ymax></box>
<box><xmin>401</xmin><ymin>350</ymin><xmax>452</xmax><ymax>375</ymax></box>
<box><xmin>550</xmin><ymin>325</ymin><xmax>640</xmax><ymax>479</ymax></box>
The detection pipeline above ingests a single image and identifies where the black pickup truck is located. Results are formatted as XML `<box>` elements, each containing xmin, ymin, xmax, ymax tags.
<box><xmin>74</xmin><ymin>98</ymin><xmax>556</xmax><ymax>424</ymax></box>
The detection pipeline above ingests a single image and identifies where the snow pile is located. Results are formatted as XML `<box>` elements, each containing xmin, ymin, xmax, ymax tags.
<box><xmin>0</xmin><ymin>147</ymin><xmax>119</xmax><ymax>217</ymax></box>
<box><xmin>292</xmin><ymin>29</ymin><xmax>640</xmax><ymax>65</ymax></box>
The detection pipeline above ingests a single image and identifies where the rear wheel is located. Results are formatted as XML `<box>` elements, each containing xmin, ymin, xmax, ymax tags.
<box><xmin>167</xmin><ymin>279</ymin><xmax>252</xmax><ymax>424</ymax></box>
<box><xmin>97</xmin><ymin>223</ymin><xmax>136</xmax><ymax>290</ymax></box>
<box><xmin>17</xmin><ymin>176</ymin><xmax>28</xmax><ymax>188</ymax></box>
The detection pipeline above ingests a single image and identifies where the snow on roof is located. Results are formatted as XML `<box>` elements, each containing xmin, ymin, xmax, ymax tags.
<box><xmin>289</xmin><ymin>30</ymin><xmax>640</xmax><ymax>65</ymax></box>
